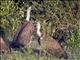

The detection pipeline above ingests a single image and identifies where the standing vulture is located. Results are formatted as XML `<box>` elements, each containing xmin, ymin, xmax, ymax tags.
<box><xmin>10</xmin><ymin>7</ymin><xmax>35</xmax><ymax>49</ymax></box>
<box><xmin>36</xmin><ymin>22</ymin><xmax>68</xmax><ymax>59</ymax></box>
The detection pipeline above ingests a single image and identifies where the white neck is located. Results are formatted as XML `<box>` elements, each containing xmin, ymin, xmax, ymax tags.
<box><xmin>37</xmin><ymin>22</ymin><xmax>41</xmax><ymax>37</ymax></box>
<box><xmin>26</xmin><ymin>7</ymin><xmax>32</xmax><ymax>21</ymax></box>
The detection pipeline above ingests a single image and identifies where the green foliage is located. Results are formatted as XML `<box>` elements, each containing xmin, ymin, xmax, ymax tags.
<box><xmin>0</xmin><ymin>0</ymin><xmax>24</xmax><ymax>38</ymax></box>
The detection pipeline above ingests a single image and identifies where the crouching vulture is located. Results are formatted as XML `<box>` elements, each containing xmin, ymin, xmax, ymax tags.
<box><xmin>36</xmin><ymin>22</ymin><xmax>68</xmax><ymax>59</ymax></box>
<box><xmin>0</xmin><ymin>27</ymin><xmax>10</xmax><ymax>53</ymax></box>
<box><xmin>10</xmin><ymin>6</ymin><xmax>35</xmax><ymax>49</ymax></box>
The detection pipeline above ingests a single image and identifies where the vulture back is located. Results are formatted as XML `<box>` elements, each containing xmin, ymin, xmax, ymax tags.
<box><xmin>18</xmin><ymin>20</ymin><xmax>34</xmax><ymax>45</ymax></box>
<box><xmin>40</xmin><ymin>35</ymin><xmax>68</xmax><ymax>59</ymax></box>
<box><xmin>10</xmin><ymin>20</ymin><xmax>35</xmax><ymax>48</ymax></box>
<box><xmin>0</xmin><ymin>37</ymin><xmax>10</xmax><ymax>53</ymax></box>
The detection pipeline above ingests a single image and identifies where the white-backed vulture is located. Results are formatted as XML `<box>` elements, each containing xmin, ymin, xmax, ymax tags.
<box><xmin>10</xmin><ymin>7</ymin><xmax>35</xmax><ymax>49</ymax></box>
<box><xmin>36</xmin><ymin>22</ymin><xmax>68</xmax><ymax>59</ymax></box>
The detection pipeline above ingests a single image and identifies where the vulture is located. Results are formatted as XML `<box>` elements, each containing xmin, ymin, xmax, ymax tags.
<box><xmin>0</xmin><ymin>36</ymin><xmax>10</xmax><ymax>54</ymax></box>
<box><xmin>0</xmin><ymin>27</ymin><xmax>10</xmax><ymax>53</ymax></box>
<box><xmin>36</xmin><ymin>22</ymin><xmax>68</xmax><ymax>59</ymax></box>
<box><xmin>10</xmin><ymin>7</ymin><xmax>35</xmax><ymax>49</ymax></box>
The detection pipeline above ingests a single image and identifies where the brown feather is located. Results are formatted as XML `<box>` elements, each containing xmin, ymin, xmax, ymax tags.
<box><xmin>10</xmin><ymin>20</ymin><xmax>34</xmax><ymax>48</ymax></box>
<box><xmin>19</xmin><ymin>21</ymin><xmax>34</xmax><ymax>45</ymax></box>
<box><xmin>40</xmin><ymin>35</ymin><xmax>68</xmax><ymax>59</ymax></box>
<box><xmin>0</xmin><ymin>36</ymin><xmax>10</xmax><ymax>53</ymax></box>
